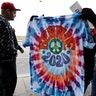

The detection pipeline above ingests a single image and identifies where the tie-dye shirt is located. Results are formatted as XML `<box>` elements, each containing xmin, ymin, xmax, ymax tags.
<box><xmin>23</xmin><ymin>14</ymin><xmax>95</xmax><ymax>96</ymax></box>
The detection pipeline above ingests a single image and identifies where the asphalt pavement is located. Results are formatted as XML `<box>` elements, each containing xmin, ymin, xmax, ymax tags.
<box><xmin>16</xmin><ymin>46</ymin><xmax>29</xmax><ymax>75</ymax></box>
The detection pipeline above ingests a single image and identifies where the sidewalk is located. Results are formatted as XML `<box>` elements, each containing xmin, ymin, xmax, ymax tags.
<box><xmin>13</xmin><ymin>74</ymin><xmax>40</xmax><ymax>96</ymax></box>
<box><xmin>13</xmin><ymin>73</ymin><xmax>91</xmax><ymax>96</ymax></box>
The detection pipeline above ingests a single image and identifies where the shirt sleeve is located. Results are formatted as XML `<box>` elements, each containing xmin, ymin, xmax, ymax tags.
<box><xmin>0</xmin><ymin>19</ymin><xmax>17</xmax><ymax>55</ymax></box>
<box><xmin>22</xmin><ymin>21</ymin><xmax>32</xmax><ymax>47</ymax></box>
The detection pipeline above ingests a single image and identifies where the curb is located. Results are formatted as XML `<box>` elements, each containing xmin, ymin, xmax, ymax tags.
<box><xmin>17</xmin><ymin>73</ymin><xmax>30</xmax><ymax>78</ymax></box>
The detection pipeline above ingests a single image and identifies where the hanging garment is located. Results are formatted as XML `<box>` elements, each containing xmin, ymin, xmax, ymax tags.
<box><xmin>23</xmin><ymin>14</ymin><xmax>95</xmax><ymax>96</ymax></box>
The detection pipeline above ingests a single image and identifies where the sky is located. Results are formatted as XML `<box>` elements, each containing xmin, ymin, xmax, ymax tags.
<box><xmin>0</xmin><ymin>0</ymin><xmax>96</xmax><ymax>36</ymax></box>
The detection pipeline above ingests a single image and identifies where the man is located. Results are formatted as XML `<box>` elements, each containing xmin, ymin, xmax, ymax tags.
<box><xmin>80</xmin><ymin>8</ymin><xmax>96</xmax><ymax>95</ymax></box>
<box><xmin>0</xmin><ymin>2</ymin><xmax>24</xmax><ymax>96</ymax></box>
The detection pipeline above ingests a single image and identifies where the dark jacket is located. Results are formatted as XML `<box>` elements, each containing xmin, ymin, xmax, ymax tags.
<box><xmin>0</xmin><ymin>15</ymin><xmax>17</xmax><ymax>61</ymax></box>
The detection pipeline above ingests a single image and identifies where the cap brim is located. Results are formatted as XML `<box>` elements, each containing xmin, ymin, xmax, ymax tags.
<box><xmin>15</xmin><ymin>9</ymin><xmax>21</xmax><ymax>11</ymax></box>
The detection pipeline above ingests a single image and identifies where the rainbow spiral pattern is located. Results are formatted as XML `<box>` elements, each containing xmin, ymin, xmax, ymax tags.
<box><xmin>23</xmin><ymin>14</ymin><xmax>95</xmax><ymax>96</ymax></box>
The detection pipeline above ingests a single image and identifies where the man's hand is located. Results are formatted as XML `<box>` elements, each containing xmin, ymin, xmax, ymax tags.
<box><xmin>80</xmin><ymin>8</ymin><xmax>96</xmax><ymax>26</ymax></box>
<box><xmin>19</xmin><ymin>48</ymin><xmax>24</xmax><ymax>53</ymax></box>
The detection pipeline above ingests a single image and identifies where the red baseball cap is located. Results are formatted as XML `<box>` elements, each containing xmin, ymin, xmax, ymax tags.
<box><xmin>1</xmin><ymin>2</ymin><xmax>21</xmax><ymax>11</ymax></box>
